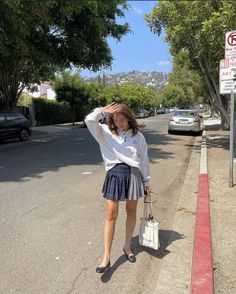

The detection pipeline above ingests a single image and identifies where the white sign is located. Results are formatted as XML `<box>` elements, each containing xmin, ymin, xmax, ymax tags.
<box><xmin>219</xmin><ymin>59</ymin><xmax>236</xmax><ymax>94</ymax></box>
<box><xmin>225</xmin><ymin>31</ymin><xmax>236</xmax><ymax>59</ymax></box>
<box><xmin>219</xmin><ymin>59</ymin><xmax>236</xmax><ymax>81</ymax></box>
<box><xmin>220</xmin><ymin>80</ymin><xmax>236</xmax><ymax>94</ymax></box>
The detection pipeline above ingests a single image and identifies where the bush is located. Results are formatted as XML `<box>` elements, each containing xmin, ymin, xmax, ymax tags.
<box><xmin>18</xmin><ymin>94</ymin><xmax>33</xmax><ymax>106</ymax></box>
<box><xmin>32</xmin><ymin>98</ymin><xmax>72</xmax><ymax>126</ymax></box>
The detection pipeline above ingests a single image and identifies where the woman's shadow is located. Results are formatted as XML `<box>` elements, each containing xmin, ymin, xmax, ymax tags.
<box><xmin>101</xmin><ymin>229</ymin><xmax>185</xmax><ymax>283</ymax></box>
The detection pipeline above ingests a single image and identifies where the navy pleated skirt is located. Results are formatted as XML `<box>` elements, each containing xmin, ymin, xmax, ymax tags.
<box><xmin>102</xmin><ymin>163</ymin><xmax>145</xmax><ymax>201</ymax></box>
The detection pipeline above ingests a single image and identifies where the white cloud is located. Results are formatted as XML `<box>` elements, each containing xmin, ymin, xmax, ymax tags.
<box><xmin>156</xmin><ymin>60</ymin><xmax>172</xmax><ymax>66</ymax></box>
<box><xmin>132</xmin><ymin>6</ymin><xmax>143</xmax><ymax>15</ymax></box>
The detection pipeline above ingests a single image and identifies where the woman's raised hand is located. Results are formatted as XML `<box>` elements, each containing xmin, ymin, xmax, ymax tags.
<box><xmin>102</xmin><ymin>102</ymin><xmax>120</xmax><ymax>115</ymax></box>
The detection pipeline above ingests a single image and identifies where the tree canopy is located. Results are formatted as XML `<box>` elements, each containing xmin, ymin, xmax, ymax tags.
<box><xmin>51</xmin><ymin>69</ymin><xmax>161</xmax><ymax>125</ymax></box>
<box><xmin>0</xmin><ymin>0</ymin><xmax>129</xmax><ymax>111</ymax></box>
<box><xmin>160</xmin><ymin>50</ymin><xmax>207</xmax><ymax>108</ymax></box>
<box><xmin>145</xmin><ymin>0</ymin><xmax>236</xmax><ymax>129</ymax></box>
<box><xmin>100</xmin><ymin>82</ymin><xmax>160</xmax><ymax>111</ymax></box>
<box><xmin>52</xmin><ymin>71</ymin><xmax>89</xmax><ymax>124</ymax></box>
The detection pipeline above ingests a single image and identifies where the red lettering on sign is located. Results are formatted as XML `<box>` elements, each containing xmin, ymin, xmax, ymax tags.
<box><xmin>220</xmin><ymin>59</ymin><xmax>229</xmax><ymax>68</ymax></box>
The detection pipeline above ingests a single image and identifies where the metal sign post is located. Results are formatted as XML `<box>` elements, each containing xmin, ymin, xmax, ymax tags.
<box><xmin>229</xmin><ymin>89</ymin><xmax>235</xmax><ymax>187</ymax></box>
<box><xmin>222</xmin><ymin>31</ymin><xmax>236</xmax><ymax>187</ymax></box>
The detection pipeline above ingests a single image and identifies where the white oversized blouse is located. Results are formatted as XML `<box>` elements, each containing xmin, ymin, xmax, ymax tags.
<box><xmin>85</xmin><ymin>108</ymin><xmax>151</xmax><ymax>187</ymax></box>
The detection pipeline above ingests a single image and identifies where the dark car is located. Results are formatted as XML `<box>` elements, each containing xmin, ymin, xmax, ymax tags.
<box><xmin>156</xmin><ymin>108</ymin><xmax>164</xmax><ymax>114</ymax></box>
<box><xmin>144</xmin><ymin>107</ymin><xmax>155</xmax><ymax>116</ymax></box>
<box><xmin>0</xmin><ymin>112</ymin><xmax>32</xmax><ymax>143</ymax></box>
<box><xmin>135</xmin><ymin>108</ymin><xmax>149</xmax><ymax>118</ymax></box>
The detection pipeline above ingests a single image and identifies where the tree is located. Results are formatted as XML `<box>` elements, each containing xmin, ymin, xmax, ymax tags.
<box><xmin>0</xmin><ymin>0</ymin><xmax>129</xmax><ymax>111</ymax></box>
<box><xmin>100</xmin><ymin>82</ymin><xmax>160</xmax><ymax>111</ymax></box>
<box><xmin>145</xmin><ymin>0</ymin><xmax>236</xmax><ymax>129</ymax></box>
<box><xmin>86</xmin><ymin>82</ymin><xmax>106</xmax><ymax>111</ymax></box>
<box><xmin>167</xmin><ymin>50</ymin><xmax>207</xmax><ymax>107</ymax></box>
<box><xmin>160</xmin><ymin>85</ymin><xmax>186</xmax><ymax>108</ymax></box>
<box><xmin>52</xmin><ymin>71</ymin><xmax>88</xmax><ymax>125</ymax></box>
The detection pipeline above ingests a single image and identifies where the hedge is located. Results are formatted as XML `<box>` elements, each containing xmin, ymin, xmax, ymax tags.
<box><xmin>32</xmin><ymin>98</ymin><xmax>73</xmax><ymax>126</ymax></box>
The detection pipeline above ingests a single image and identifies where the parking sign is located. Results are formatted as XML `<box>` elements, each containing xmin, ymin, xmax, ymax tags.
<box><xmin>225</xmin><ymin>31</ymin><xmax>236</xmax><ymax>59</ymax></box>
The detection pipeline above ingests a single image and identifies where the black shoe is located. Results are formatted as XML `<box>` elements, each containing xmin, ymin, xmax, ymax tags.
<box><xmin>123</xmin><ymin>248</ymin><xmax>136</xmax><ymax>263</ymax></box>
<box><xmin>96</xmin><ymin>261</ymin><xmax>111</xmax><ymax>273</ymax></box>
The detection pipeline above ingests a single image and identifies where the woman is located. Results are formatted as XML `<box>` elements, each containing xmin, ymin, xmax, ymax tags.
<box><xmin>85</xmin><ymin>102</ymin><xmax>151</xmax><ymax>273</ymax></box>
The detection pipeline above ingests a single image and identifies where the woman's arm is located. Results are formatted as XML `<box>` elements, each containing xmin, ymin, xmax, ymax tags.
<box><xmin>85</xmin><ymin>108</ymin><xmax>106</xmax><ymax>144</ymax></box>
<box><xmin>139</xmin><ymin>134</ymin><xmax>151</xmax><ymax>194</ymax></box>
<box><xmin>85</xmin><ymin>103</ymin><xmax>120</xmax><ymax>144</ymax></box>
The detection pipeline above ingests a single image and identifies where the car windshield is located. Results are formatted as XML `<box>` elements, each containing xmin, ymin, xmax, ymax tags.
<box><xmin>173</xmin><ymin>111</ymin><xmax>197</xmax><ymax>117</ymax></box>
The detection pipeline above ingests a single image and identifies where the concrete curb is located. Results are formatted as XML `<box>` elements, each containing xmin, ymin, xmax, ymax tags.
<box><xmin>191</xmin><ymin>130</ymin><xmax>214</xmax><ymax>293</ymax></box>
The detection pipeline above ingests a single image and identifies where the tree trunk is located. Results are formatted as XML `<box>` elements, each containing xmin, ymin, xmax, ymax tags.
<box><xmin>72</xmin><ymin>105</ymin><xmax>75</xmax><ymax>126</ymax></box>
<box><xmin>198</xmin><ymin>60</ymin><xmax>229</xmax><ymax>130</ymax></box>
<box><xmin>0</xmin><ymin>70</ymin><xmax>21</xmax><ymax>111</ymax></box>
<box><xmin>209</xmin><ymin>100</ymin><xmax>216</xmax><ymax>117</ymax></box>
<box><xmin>221</xmin><ymin>95</ymin><xmax>228</xmax><ymax>112</ymax></box>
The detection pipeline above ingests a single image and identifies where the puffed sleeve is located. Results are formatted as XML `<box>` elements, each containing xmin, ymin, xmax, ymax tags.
<box><xmin>84</xmin><ymin>108</ymin><xmax>106</xmax><ymax>144</ymax></box>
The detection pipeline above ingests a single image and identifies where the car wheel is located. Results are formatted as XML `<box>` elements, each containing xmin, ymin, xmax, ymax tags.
<box><xmin>19</xmin><ymin>128</ymin><xmax>30</xmax><ymax>141</ymax></box>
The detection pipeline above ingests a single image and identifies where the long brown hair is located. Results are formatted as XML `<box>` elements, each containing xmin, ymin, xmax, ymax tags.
<box><xmin>108</xmin><ymin>104</ymin><xmax>145</xmax><ymax>136</ymax></box>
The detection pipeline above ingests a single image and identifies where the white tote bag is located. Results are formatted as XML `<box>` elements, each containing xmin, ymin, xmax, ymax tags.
<box><xmin>139</xmin><ymin>200</ymin><xmax>159</xmax><ymax>250</ymax></box>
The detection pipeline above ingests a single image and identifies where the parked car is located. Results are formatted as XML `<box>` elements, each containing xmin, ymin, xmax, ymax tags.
<box><xmin>169</xmin><ymin>107</ymin><xmax>178</xmax><ymax>113</ymax></box>
<box><xmin>168</xmin><ymin>110</ymin><xmax>203</xmax><ymax>135</ymax></box>
<box><xmin>156</xmin><ymin>107</ymin><xmax>166</xmax><ymax>114</ymax></box>
<box><xmin>144</xmin><ymin>107</ymin><xmax>155</xmax><ymax>116</ymax></box>
<box><xmin>135</xmin><ymin>109</ymin><xmax>149</xmax><ymax>118</ymax></box>
<box><xmin>0</xmin><ymin>112</ymin><xmax>32</xmax><ymax>143</ymax></box>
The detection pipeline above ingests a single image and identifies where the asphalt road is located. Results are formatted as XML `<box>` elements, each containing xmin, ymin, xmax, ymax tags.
<box><xmin>0</xmin><ymin>114</ymin><xmax>196</xmax><ymax>294</ymax></box>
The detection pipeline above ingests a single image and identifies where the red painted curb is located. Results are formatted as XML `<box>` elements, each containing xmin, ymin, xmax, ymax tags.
<box><xmin>191</xmin><ymin>174</ymin><xmax>214</xmax><ymax>294</ymax></box>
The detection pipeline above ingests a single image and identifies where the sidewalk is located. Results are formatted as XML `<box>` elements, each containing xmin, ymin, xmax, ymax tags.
<box><xmin>154</xmin><ymin>115</ymin><xmax>236</xmax><ymax>294</ymax></box>
<box><xmin>32</xmin><ymin>121</ymin><xmax>84</xmax><ymax>134</ymax></box>
<box><xmin>205</xmin><ymin>118</ymin><xmax>236</xmax><ymax>294</ymax></box>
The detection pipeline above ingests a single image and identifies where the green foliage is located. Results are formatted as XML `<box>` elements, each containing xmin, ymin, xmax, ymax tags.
<box><xmin>52</xmin><ymin>71</ymin><xmax>89</xmax><ymax>123</ymax></box>
<box><xmin>17</xmin><ymin>94</ymin><xmax>33</xmax><ymax>106</ymax></box>
<box><xmin>86</xmin><ymin>82</ymin><xmax>106</xmax><ymax>111</ymax></box>
<box><xmin>32</xmin><ymin>79</ymin><xmax>161</xmax><ymax>125</ymax></box>
<box><xmin>32</xmin><ymin>98</ymin><xmax>72</xmax><ymax>126</ymax></box>
<box><xmin>0</xmin><ymin>0</ymin><xmax>129</xmax><ymax>110</ymax></box>
<box><xmin>160</xmin><ymin>85</ymin><xmax>185</xmax><ymax>108</ymax></box>
<box><xmin>100</xmin><ymin>83</ymin><xmax>160</xmax><ymax>111</ymax></box>
<box><xmin>162</xmin><ymin>50</ymin><xmax>207</xmax><ymax>108</ymax></box>
<box><xmin>145</xmin><ymin>0</ymin><xmax>236</xmax><ymax>128</ymax></box>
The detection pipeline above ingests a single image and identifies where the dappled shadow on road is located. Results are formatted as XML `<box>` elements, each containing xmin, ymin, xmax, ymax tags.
<box><xmin>100</xmin><ymin>231</ymin><xmax>185</xmax><ymax>283</ymax></box>
<box><xmin>0</xmin><ymin>126</ymin><xmax>186</xmax><ymax>183</ymax></box>
<box><xmin>142</xmin><ymin>128</ymin><xmax>180</xmax><ymax>164</ymax></box>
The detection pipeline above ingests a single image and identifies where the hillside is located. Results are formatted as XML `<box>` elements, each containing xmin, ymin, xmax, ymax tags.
<box><xmin>82</xmin><ymin>70</ymin><xmax>169</xmax><ymax>90</ymax></box>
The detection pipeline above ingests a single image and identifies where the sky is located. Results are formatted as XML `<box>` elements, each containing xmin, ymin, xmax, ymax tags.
<box><xmin>80</xmin><ymin>0</ymin><xmax>172</xmax><ymax>77</ymax></box>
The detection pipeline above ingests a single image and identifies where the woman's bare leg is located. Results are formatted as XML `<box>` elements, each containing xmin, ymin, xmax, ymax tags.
<box><xmin>123</xmin><ymin>200</ymin><xmax>138</xmax><ymax>254</ymax></box>
<box><xmin>99</xmin><ymin>200</ymin><xmax>119</xmax><ymax>266</ymax></box>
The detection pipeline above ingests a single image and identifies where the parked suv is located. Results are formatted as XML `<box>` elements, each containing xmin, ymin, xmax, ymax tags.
<box><xmin>0</xmin><ymin>112</ymin><xmax>32</xmax><ymax>143</ymax></box>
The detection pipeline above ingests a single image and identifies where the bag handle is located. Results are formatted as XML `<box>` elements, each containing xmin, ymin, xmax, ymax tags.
<box><xmin>143</xmin><ymin>201</ymin><xmax>155</xmax><ymax>221</ymax></box>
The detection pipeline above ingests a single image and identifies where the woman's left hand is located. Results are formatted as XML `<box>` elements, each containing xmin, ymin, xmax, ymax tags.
<box><xmin>102</xmin><ymin>102</ymin><xmax>120</xmax><ymax>115</ymax></box>
<box><xmin>144</xmin><ymin>186</ymin><xmax>151</xmax><ymax>195</ymax></box>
